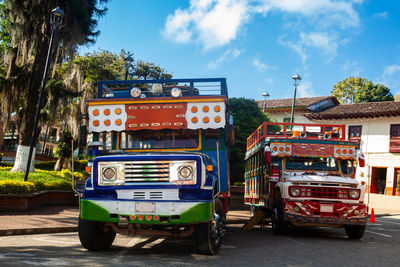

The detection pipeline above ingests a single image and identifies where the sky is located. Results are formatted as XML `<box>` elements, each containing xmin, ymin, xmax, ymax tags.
<box><xmin>80</xmin><ymin>0</ymin><xmax>400</xmax><ymax>100</ymax></box>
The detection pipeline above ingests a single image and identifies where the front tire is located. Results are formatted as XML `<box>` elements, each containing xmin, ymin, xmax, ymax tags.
<box><xmin>345</xmin><ymin>225</ymin><xmax>365</xmax><ymax>239</ymax></box>
<box><xmin>195</xmin><ymin>199</ymin><xmax>226</xmax><ymax>255</ymax></box>
<box><xmin>271</xmin><ymin>192</ymin><xmax>288</xmax><ymax>235</ymax></box>
<box><xmin>78</xmin><ymin>217</ymin><xmax>116</xmax><ymax>251</ymax></box>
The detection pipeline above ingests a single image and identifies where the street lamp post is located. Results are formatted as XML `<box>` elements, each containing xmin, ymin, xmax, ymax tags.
<box><xmin>124</xmin><ymin>55</ymin><xmax>134</xmax><ymax>80</ymax></box>
<box><xmin>262</xmin><ymin>91</ymin><xmax>270</xmax><ymax>112</ymax></box>
<box><xmin>24</xmin><ymin>7</ymin><xmax>64</xmax><ymax>182</ymax></box>
<box><xmin>289</xmin><ymin>74</ymin><xmax>301</xmax><ymax>125</ymax></box>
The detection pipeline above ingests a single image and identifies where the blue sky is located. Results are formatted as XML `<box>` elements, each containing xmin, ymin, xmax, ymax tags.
<box><xmin>80</xmin><ymin>0</ymin><xmax>400</xmax><ymax>100</ymax></box>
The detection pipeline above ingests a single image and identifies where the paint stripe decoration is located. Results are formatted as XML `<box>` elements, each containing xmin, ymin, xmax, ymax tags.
<box><xmin>186</xmin><ymin>102</ymin><xmax>225</xmax><ymax>129</ymax></box>
<box><xmin>88</xmin><ymin>104</ymin><xmax>127</xmax><ymax>132</ymax></box>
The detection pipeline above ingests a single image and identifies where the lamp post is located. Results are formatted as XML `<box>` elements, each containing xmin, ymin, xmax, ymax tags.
<box><xmin>289</xmin><ymin>73</ymin><xmax>301</xmax><ymax>125</ymax></box>
<box><xmin>262</xmin><ymin>91</ymin><xmax>270</xmax><ymax>112</ymax></box>
<box><xmin>124</xmin><ymin>55</ymin><xmax>134</xmax><ymax>80</ymax></box>
<box><xmin>24</xmin><ymin>7</ymin><xmax>64</xmax><ymax>182</ymax></box>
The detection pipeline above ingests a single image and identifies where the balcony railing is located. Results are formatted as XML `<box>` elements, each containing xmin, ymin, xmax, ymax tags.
<box><xmin>390</xmin><ymin>137</ymin><xmax>400</xmax><ymax>153</ymax></box>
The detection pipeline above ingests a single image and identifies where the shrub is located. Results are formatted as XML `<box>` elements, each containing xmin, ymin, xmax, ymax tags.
<box><xmin>0</xmin><ymin>180</ymin><xmax>36</xmax><ymax>194</ymax></box>
<box><xmin>0</xmin><ymin>162</ymin><xmax>13</xmax><ymax>167</ymax></box>
<box><xmin>35</xmin><ymin>161</ymin><xmax>56</xmax><ymax>170</ymax></box>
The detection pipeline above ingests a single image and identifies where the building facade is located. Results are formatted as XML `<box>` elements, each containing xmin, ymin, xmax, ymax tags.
<box><xmin>305</xmin><ymin>101</ymin><xmax>400</xmax><ymax>196</ymax></box>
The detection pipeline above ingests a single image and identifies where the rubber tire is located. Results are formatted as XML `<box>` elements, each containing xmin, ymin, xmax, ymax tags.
<box><xmin>345</xmin><ymin>225</ymin><xmax>365</xmax><ymax>239</ymax></box>
<box><xmin>78</xmin><ymin>217</ymin><xmax>116</xmax><ymax>251</ymax></box>
<box><xmin>195</xmin><ymin>199</ymin><xmax>225</xmax><ymax>255</ymax></box>
<box><xmin>271</xmin><ymin>192</ymin><xmax>288</xmax><ymax>235</ymax></box>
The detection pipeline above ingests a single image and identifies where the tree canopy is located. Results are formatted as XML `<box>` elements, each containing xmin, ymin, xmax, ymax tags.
<box><xmin>331</xmin><ymin>76</ymin><xmax>393</xmax><ymax>104</ymax></box>
<box><xmin>228</xmin><ymin>97</ymin><xmax>271</xmax><ymax>184</ymax></box>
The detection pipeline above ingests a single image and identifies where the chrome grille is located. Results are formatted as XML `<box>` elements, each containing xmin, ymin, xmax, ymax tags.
<box><xmin>124</xmin><ymin>161</ymin><xmax>170</xmax><ymax>182</ymax></box>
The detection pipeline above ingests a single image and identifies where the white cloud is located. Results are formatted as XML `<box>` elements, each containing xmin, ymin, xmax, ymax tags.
<box><xmin>163</xmin><ymin>0</ymin><xmax>361</xmax><ymax>51</ymax></box>
<box><xmin>279</xmin><ymin>32</ymin><xmax>338</xmax><ymax>63</ymax></box>
<box><xmin>342</xmin><ymin>60</ymin><xmax>362</xmax><ymax>76</ymax></box>
<box><xmin>373</xmin><ymin>11</ymin><xmax>388</xmax><ymax>19</ymax></box>
<box><xmin>382</xmin><ymin>65</ymin><xmax>400</xmax><ymax>92</ymax></box>
<box><xmin>251</xmin><ymin>57</ymin><xmax>276</xmax><ymax>71</ymax></box>
<box><xmin>164</xmin><ymin>0</ymin><xmax>249</xmax><ymax>50</ymax></box>
<box><xmin>208</xmin><ymin>48</ymin><xmax>243</xmax><ymax>69</ymax></box>
<box><xmin>297</xmin><ymin>81</ymin><xmax>316</xmax><ymax>97</ymax></box>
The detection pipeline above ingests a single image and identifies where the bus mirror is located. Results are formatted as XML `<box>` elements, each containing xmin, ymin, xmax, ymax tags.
<box><xmin>264</xmin><ymin>146</ymin><xmax>272</xmax><ymax>166</ymax></box>
<box><xmin>358</xmin><ymin>155</ymin><xmax>365</xmax><ymax>168</ymax></box>
<box><xmin>225</xmin><ymin>124</ymin><xmax>234</xmax><ymax>147</ymax></box>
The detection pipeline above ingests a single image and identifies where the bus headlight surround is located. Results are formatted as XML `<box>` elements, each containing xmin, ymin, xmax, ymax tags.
<box><xmin>98</xmin><ymin>162</ymin><xmax>125</xmax><ymax>186</ymax></box>
<box><xmin>349</xmin><ymin>189</ymin><xmax>360</xmax><ymax>199</ymax></box>
<box><xmin>170</xmin><ymin>161</ymin><xmax>197</xmax><ymax>185</ymax></box>
<box><xmin>290</xmin><ymin>186</ymin><xmax>301</xmax><ymax>197</ymax></box>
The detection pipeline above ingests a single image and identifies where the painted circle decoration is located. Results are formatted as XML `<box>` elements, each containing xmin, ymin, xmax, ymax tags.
<box><xmin>104</xmin><ymin>109</ymin><xmax>111</xmax><ymax>116</ymax></box>
<box><xmin>203</xmin><ymin>117</ymin><xmax>209</xmax><ymax>123</ymax></box>
<box><xmin>115</xmin><ymin>119</ymin><xmax>122</xmax><ymax>125</ymax></box>
<box><xmin>214</xmin><ymin>116</ymin><xmax>221</xmax><ymax>123</ymax></box>
<box><xmin>191</xmin><ymin>106</ymin><xmax>198</xmax><ymax>113</ymax></box>
<box><xmin>92</xmin><ymin>109</ymin><xmax>99</xmax><ymax>116</ymax></box>
<box><xmin>191</xmin><ymin>117</ymin><xmax>198</xmax><ymax>123</ymax></box>
<box><xmin>115</xmin><ymin>108</ymin><xmax>122</xmax><ymax>115</ymax></box>
<box><xmin>93</xmin><ymin>120</ymin><xmax>100</xmax><ymax>127</ymax></box>
<box><xmin>202</xmin><ymin>106</ymin><xmax>209</xmax><ymax>113</ymax></box>
<box><xmin>214</xmin><ymin>105</ymin><xmax>221</xmax><ymax>112</ymax></box>
<box><xmin>104</xmin><ymin>119</ymin><xmax>111</xmax><ymax>126</ymax></box>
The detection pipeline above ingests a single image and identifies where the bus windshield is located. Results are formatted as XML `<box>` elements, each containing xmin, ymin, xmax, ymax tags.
<box><xmin>120</xmin><ymin>129</ymin><xmax>200</xmax><ymax>150</ymax></box>
<box><xmin>286</xmin><ymin>157</ymin><xmax>339</xmax><ymax>172</ymax></box>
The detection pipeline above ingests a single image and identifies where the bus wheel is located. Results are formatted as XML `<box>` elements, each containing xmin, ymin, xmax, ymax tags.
<box><xmin>345</xmin><ymin>225</ymin><xmax>365</xmax><ymax>239</ymax></box>
<box><xmin>271</xmin><ymin>193</ymin><xmax>288</xmax><ymax>235</ymax></box>
<box><xmin>78</xmin><ymin>217</ymin><xmax>116</xmax><ymax>251</ymax></box>
<box><xmin>195</xmin><ymin>199</ymin><xmax>225</xmax><ymax>255</ymax></box>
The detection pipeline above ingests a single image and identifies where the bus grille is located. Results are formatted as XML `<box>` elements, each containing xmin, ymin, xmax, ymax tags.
<box><xmin>124</xmin><ymin>161</ymin><xmax>170</xmax><ymax>182</ymax></box>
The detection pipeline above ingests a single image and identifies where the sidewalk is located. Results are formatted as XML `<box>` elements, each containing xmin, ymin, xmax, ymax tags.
<box><xmin>0</xmin><ymin>205</ymin><xmax>78</xmax><ymax>236</ymax></box>
<box><xmin>0</xmin><ymin>193</ymin><xmax>399</xmax><ymax>236</ymax></box>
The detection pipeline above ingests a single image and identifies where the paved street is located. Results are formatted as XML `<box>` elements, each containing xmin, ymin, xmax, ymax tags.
<box><xmin>0</xmin><ymin>212</ymin><xmax>399</xmax><ymax>266</ymax></box>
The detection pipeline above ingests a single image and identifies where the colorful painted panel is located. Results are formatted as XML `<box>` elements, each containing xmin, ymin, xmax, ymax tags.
<box><xmin>292</xmin><ymin>143</ymin><xmax>334</xmax><ymax>158</ymax></box>
<box><xmin>88</xmin><ymin>105</ymin><xmax>127</xmax><ymax>132</ymax></box>
<box><xmin>125</xmin><ymin>103</ymin><xmax>187</xmax><ymax>130</ymax></box>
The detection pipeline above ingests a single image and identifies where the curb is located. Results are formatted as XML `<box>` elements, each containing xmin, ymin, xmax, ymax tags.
<box><xmin>0</xmin><ymin>226</ymin><xmax>78</xmax><ymax>236</ymax></box>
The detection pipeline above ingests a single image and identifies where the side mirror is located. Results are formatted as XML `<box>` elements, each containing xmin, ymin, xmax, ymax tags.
<box><xmin>358</xmin><ymin>155</ymin><xmax>365</xmax><ymax>168</ymax></box>
<box><xmin>357</xmin><ymin>151</ymin><xmax>365</xmax><ymax>167</ymax></box>
<box><xmin>264</xmin><ymin>146</ymin><xmax>272</xmax><ymax>165</ymax></box>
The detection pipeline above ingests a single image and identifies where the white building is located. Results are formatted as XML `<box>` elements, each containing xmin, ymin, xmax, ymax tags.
<box><xmin>305</xmin><ymin>101</ymin><xmax>400</xmax><ymax>196</ymax></box>
<box><xmin>256</xmin><ymin>96</ymin><xmax>339</xmax><ymax>123</ymax></box>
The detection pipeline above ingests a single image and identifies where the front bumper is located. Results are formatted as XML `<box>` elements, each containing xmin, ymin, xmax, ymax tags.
<box><xmin>80</xmin><ymin>199</ymin><xmax>213</xmax><ymax>225</ymax></box>
<box><xmin>284</xmin><ymin>200</ymin><xmax>368</xmax><ymax>226</ymax></box>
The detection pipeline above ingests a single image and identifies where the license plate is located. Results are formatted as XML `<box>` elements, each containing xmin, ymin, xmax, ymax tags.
<box><xmin>135</xmin><ymin>202</ymin><xmax>155</xmax><ymax>213</ymax></box>
<box><xmin>320</xmin><ymin>204</ymin><xmax>333</xmax><ymax>213</ymax></box>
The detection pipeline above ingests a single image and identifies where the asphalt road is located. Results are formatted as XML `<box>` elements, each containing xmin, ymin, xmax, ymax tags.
<box><xmin>0</xmin><ymin>214</ymin><xmax>399</xmax><ymax>266</ymax></box>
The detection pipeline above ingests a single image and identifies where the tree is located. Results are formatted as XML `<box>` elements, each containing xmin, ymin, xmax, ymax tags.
<box><xmin>332</xmin><ymin>77</ymin><xmax>393</xmax><ymax>104</ymax></box>
<box><xmin>228</xmin><ymin>98</ymin><xmax>272</xmax><ymax>184</ymax></box>
<box><xmin>0</xmin><ymin>0</ymin><xmax>109</xmax><ymax>172</ymax></box>
<box><xmin>60</xmin><ymin>50</ymin><xmax>173</xmax><ymax>138</ymax></box>
<box><xmin>53</xmin><ymin>127</ymin><xmax>75</xmax><ymax>171</ymax></box>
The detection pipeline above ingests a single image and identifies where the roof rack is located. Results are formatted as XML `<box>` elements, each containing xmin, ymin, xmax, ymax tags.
<box><xmin>97</xmin><ymin>78</ymin><xmax>228</xmax><ymax>99</ymax></box>
<box><xmin>246</xmin><ymin>122</ymin><xmax>346</xmax><ymax>150</ymax></box>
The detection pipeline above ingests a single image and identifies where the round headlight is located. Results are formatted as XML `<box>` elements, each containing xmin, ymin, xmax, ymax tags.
<box><xmin>171</xmin><ymin>87</ymin><xmax>182</xmax><ymax>98</ymax></box>
<box><xmin>349</xmin><ymin>189</ymin><xmax>360</xmax><ymax>199</ymax></box>
<box><xmin>179</xmin><ymin>166</ymin><xmax>193</xmax><ymax>179</ymax></box>
<box><xmin>103</xmin><ymin>167</ymin><xmax>116</xmax><ymax>180</ymax></box>
<box><xmin>130</xmin><ymin>88</ymin><xmax>142</xmax><ymax>98</ymax></box>
<box><xmin>290</xmin><ymin>187</ymin><xmax>301</xmax><ymax>197</ymax></box>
